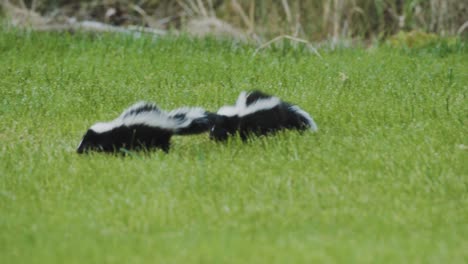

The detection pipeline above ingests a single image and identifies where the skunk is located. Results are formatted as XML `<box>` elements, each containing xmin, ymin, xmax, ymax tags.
<box><xmin>210</xmin><ymin>90</ymin><xmax>317</xmax><ymax>141</ymax></box>
<box><xmin>77</xmin><ymin>101</ymin><xmax>216</xmax><ymax>153</ymax></box>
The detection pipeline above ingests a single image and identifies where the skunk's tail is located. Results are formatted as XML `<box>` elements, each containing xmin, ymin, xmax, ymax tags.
<box><xmin>169</xmin><ymin>107</ymin><xmax>218</xmax><ymax>135</ymax></box>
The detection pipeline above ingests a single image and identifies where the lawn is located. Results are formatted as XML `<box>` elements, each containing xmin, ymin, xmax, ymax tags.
<box><xmin>0</xmin><ymin>30</ymin><xmax>467</xmax><ymax>263</ymax></box>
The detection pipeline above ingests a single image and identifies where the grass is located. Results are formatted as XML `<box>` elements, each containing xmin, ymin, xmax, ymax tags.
<box><xmin>0</xmin><ymin>29</ymin><xmax>467</xmax><ymax>263</ymax></box>
<box><xmin>17</xmin><ymin>0</ymin><xmax>468</xmax><ymax>40</ymax></box>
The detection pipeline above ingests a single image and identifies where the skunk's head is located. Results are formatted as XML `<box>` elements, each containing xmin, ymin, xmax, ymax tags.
<box><xmin>209</xmin><ymin>115</ymin><xmax>239</xmax><ymax>142</ymax></box>
<box><xmin>76</xmin><ymin>125</ymin><xmax>133</xmax><ymax>154</ymax></box>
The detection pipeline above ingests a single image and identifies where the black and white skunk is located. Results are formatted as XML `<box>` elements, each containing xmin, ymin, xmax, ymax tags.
<box><xmin>77</xmin><ymin>101</ymin><xmax>216</xmax><ymax>153</ymax></box>
<box><xmin>210</xmin><ymin>90</ymin><xmax>318</xmax><ymax>141</ymax></box>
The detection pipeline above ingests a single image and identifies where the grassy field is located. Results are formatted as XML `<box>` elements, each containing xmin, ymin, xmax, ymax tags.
<box><xmin>0</xmin><ymin>30</ymin><xmax>467</xmax><ymax>263</ymax></box>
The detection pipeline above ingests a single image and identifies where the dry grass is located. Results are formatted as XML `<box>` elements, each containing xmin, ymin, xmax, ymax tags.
<box><xmin>1</xmin><ymin>0</ymin><xmax>467</xmax><ymax>42</ymax></box>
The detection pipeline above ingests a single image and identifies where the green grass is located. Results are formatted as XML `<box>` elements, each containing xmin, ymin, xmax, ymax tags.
<box><xmin>0</xmin><ymin>30</ymin><xmax>467</xmax><ymax>263</ymax></box>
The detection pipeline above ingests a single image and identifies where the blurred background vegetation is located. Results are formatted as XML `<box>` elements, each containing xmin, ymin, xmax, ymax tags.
<box><xmin>1</xmin><ymin>0</ymin><xmax>467</xmax><ymax>43</ymax></box>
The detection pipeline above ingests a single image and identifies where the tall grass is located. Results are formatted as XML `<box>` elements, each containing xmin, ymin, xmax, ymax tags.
<box><xmin>224</xmin><ymin>0</ymin><xmax>467</xmax><ymax>40</ymax></box>
<box><xmin>6</xmin><ymin>0</ymin><xmax>468</xmax><ymax>41</ymax></box>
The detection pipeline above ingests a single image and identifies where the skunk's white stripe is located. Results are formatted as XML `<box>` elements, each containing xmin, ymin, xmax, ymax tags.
<box><xmin>238</xmin><ymin>97</ymin><xmax>281</xmax><ymax>117</ymax></box>
<box><xmin>120</xmin><ymin>101</ymin><xmax>160</xmax><ymax>118</ymax></box>
<box><xmin>217</xmin><ymin>91</ymin><xmax>281</xmax><ymax>117</ymax></box>
<box><xmin>168</xmin><ymin>107</ymin><xmax>206</xmax><ymax>119</ymax></box>
<box><xmin>289</xmin><ymin>105</ymin><xmax>318</xmax><ymax>132</ymax></box>
<box><xmin>236</xmin><ymin>91</ymin><xmax>248</xmax><ymax>108</ymax></box>
<box><xmin>90</xmin><ymin>102</ymin><xmax>207</xmax><ymax>134</ymax></box>
<box><xmin>217</xmin><ymin>91</ymin><xmax>249</xmax><ymax>116</ymax></box>
<box><xmin>90</xmin><ymin>120</ymin><xmax>123</xmax><ymax>133</ymax></box>
<box><xmin>122</xmin><ymin>111</ymin><xmax>184</xmax><ymax>129</ymax></box>
<box><xmin>217</xmin><ymin>106</ymin><xmax>239</xmax><ymax>116</ymax></box>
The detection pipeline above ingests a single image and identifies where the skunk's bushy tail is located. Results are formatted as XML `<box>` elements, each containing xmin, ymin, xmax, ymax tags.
<box><xmin>122</xmin><ymin>102</ymin><xmax>216</xmax><ymax>135</ymax></box>
<box><xmin>168</xmin><ymin>107</ymin><xmax>218</xmax><ymax>135</ymax></box>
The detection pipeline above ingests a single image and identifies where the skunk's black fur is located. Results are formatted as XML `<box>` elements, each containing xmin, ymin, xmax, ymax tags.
<box><xmin>210</xmin><ymin>90</ymin><xmax>317</xmax><ymax>141</ymax></box>
<box><xmin>77</xmin><ymin>102</ymin><xmax>216</xmax><ymax>154</ymax></box>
